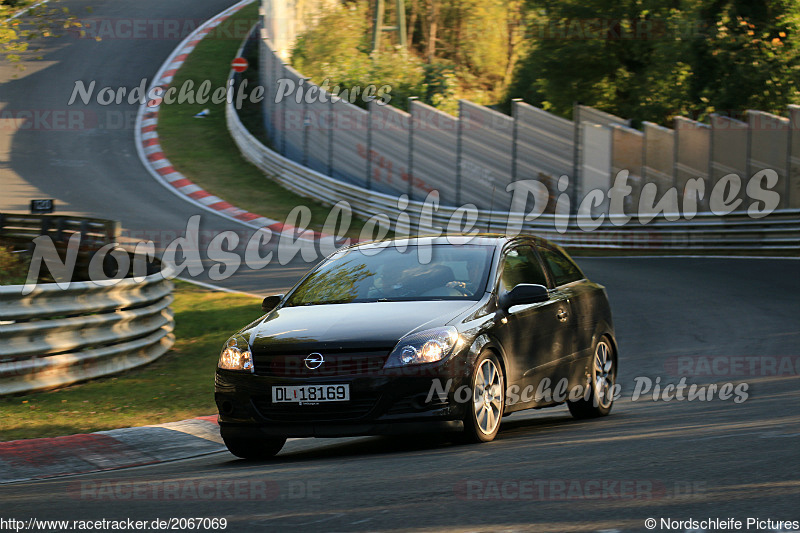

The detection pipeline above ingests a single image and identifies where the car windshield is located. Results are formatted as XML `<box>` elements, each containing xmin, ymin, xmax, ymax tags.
<box><xmin>284</xmin><ymin>244</ymin><xmax>495</xmax><ymax>306</ymax></box>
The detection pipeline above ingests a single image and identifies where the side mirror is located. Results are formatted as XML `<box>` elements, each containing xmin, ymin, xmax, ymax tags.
<box><xmin>261</xmin><ymin>294</ymin><xmax>283</xmax><ymax>313</ymax></box>
<box><xmin>498</xmin><ymin>284</ymin><xmax>549</xmax><ymax>312</ymax></box>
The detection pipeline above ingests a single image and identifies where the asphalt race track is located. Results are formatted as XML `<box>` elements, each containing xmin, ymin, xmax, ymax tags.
<box><xmin>0</xmin><ymin>0</ymin><xmax>309</xmax><ymax>295</ymax></box>
<box><xmin>0</xmin><ymin>257</ymin><xmax>798</xmax><ymax>531</ymax></box>
<box><xmin>1</xmin><ymin>1</ymin><xmax>799</xmax><ymax>532</ymax></box>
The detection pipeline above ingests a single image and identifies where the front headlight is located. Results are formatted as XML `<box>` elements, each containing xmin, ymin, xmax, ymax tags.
<box><xmin>384</xmin><ymin>326</ymin><xmax>460</xmax><ymax>368</ymax></box>
<box><xmin>218</xmin><ymin>333</ymin><xmax>254</xmax><ymax>372</ymax></box>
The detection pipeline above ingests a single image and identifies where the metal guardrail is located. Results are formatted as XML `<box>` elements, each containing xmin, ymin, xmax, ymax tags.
<box><xmin>227</xmin><ymin>99</ymin><xmax>800</xmax><ymax>251</ymax></box>
<box><xmin>0</xmin><ymin>214</ymin><xmax>174</xmax><ymax>396</ymax></box>
<box><xmin>0</xmin><ymin>213</ymin><xmax>120</xmax><ymax>248</ymax></box>
<box><xmin>0</xmin><ymin>273</ymin><xmax>175</xmax><ymax>396</ymax></box>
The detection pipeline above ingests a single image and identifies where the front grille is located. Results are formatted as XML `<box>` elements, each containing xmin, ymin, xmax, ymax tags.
<box><xmin>251</xmin><ymin>395</ymin><xmax>379</xmax><ymax>422</ymax></box>
<box><xmin>253</xmin><ymin>349</ymin><xmax>392</xmax><ymax>378</ymax></box>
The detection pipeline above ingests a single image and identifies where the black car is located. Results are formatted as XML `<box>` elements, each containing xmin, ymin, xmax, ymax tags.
<box><xmin>215</xmin><ymin>234</ymin><xmax>617</xmax><ymax>458</ymax></box>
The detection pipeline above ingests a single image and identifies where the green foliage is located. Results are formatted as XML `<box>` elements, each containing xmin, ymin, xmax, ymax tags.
<box><xmin>0</xmin><ymin>244</ymin><xmax>30</xmax><ymax>285</ymax></box>
<box><xmin>291</xmin><ymin>1</ymin><xmax>370</xmax><ymax>75</ymax></box>
<box><xmin>292</xmin><ymin>2</ymin><xmax>429</xmax><ymax>111</ymax></box>
<box><xmin>687</xmin><ymin>0</ymin><xmax>800</xmax><ymax>117</ymax></box>
<box><xmin>422</xmin><ymin>60</ymin><xmax>458</xmax><ymax>114</ymax></box>
<box><xmin>507</xmin><ymin>0</ymin><xmax>800</xmax><ymax>125</ymax></box>
<box><xmin>1</xmin><ymin>0</ymin><xmax>84</xmax><ymax>65</ymax></box>
<box><xmin>291</xmin><ymin>0</ymin><xmax>531</xmax><ymax>112</ymax></box>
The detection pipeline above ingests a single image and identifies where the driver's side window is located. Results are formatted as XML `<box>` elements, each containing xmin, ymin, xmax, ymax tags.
<box><xmin>500</xmin><ymin>246</ymin><xmax>548</xmax><ymax>292</ymax></box>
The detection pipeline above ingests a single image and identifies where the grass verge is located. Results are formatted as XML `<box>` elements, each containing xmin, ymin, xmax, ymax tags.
<box><xmin>0</xmin><ymin>240</ymin><xmax>31</xmax><ymax>285</ymax></box>
<box><xmin>0</xmin><ymin>281</ymin><xmax>261</xmax><ymax>442</ymax></box>
<box><xmin>156</xmin><ymin>4</ymin><xmax>368</xmax><ymax>237</ymax></box>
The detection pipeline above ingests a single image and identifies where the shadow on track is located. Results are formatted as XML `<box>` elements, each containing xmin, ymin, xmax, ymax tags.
<box><xmin>213</xmin><ymin>408</ymin><xmax>613</xmax><ymax>467</ymax></box>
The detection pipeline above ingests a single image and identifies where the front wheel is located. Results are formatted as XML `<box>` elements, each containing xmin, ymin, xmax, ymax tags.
<box><xmin>222</xmin><ymin>435</ymin><xmax>286</xmax><ymax>460</ymax></box>
<box><xmin>568</xmin><ymin>336</ymin><xmax>616</xmax><ymax>419</ymax></box>
<box><xmin>462</xmin><ymin>351</ymin><xmax>505</xmax><ymax>443</ymax></box>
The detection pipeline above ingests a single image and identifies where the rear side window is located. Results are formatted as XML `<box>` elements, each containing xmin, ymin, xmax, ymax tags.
<box><xmin>537</xmin><ymin>245</ymin><xmax>584</xmax><ymax>286</ymax></box>
<box><xmin>500</xmin><ymin>246</ymin><xmax>549</xmax><ymax>291</ymax></box>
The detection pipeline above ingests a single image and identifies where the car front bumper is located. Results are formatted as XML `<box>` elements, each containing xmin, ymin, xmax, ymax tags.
<box><xmin>215</xmin><ymin>360</ymin><xmax>471</xmax><ymax>439</ymax></box>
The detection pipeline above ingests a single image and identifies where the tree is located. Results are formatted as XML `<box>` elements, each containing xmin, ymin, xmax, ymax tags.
<box><xmin>506</xmin><ymin>0</ymin><xmax>696</xmax><ymax>124</ymax></box>
<box><xmin>506</xmin><ymin>0</ymin><xmax>800</xmax><ymax>125</ymax></box>
<box><xmin>291</xmin><ymin>0</ymin><xmax>531</xmax><ymax>112</ymax></box>
<box><xmin>686</xmin><ymin>0</ymin><xmax>800</xmax><ymax>118</ymax></box>
<box><xmin>291</xmin><ymin>2</ymin><xmax>428</xmax><ymax>112</ymax></box>
<box><xmin>1</xmin><ymin>0</ymin><xmax>82</xmax><ymax>66</ymax></box>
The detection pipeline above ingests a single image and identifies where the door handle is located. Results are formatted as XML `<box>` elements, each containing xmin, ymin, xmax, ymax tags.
<box><xmin>557</xmin><ymin>308</ymin><xmax>569</xmax><ymax>322</ymax></box>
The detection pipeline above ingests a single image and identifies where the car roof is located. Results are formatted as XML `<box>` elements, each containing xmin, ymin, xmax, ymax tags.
<box><xmin>347</xmin><ymin>233</ymin><xmax>545</xmax><ymax>252</ymax></box>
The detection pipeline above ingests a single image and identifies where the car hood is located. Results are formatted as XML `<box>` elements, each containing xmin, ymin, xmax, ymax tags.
<box><xmin>250</xmin><ymin>300</ymin><xmax>474</xmax><ymax>353</ymax></box>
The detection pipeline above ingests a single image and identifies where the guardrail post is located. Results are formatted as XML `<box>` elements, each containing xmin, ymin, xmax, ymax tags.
<box><xmin>40</xmin><ymin>216</ymin><xmax>52</xmax><ymax>240</ymax></box>
<box><xmin>79</xmin><ymin>220</ymin><xmax>90</xmax><ymax>247</ymax></box>
<box><xmin>55</xmin><ymin>217</ymin><xmax>66</xmax><ymax>243</ymax></box>
<box><xmin>109</xmin><ymin>220</ymin><xmax>121</xmax><ymax>243</ymax></box>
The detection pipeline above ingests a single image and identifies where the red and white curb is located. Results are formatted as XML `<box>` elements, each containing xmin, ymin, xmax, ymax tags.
<box><xmin>134</xmin><ymin>0</ymin><xmax>329</xmax><ymax>242</ymax></box>
<box><xmin>0</xmin><ymin>416</ymin><xmax>224</xmax><ymax>484</ymax></box>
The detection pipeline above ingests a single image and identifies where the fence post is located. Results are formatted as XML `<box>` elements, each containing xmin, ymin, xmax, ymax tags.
<box><xmin>708</xmin><ymin>114</ymin><xmax>716</xmax><ymax>204</ymax></box>
<box><xmin>672</xmin><ymin>117</ymin><xmax>679</xmax><ymax>191</ymax></box>
<box><xmin>272</xmin><ymin>43</ymin><xmax>280</xmax><ymax>143</ymax></box>
<box><xmin>260</xmin><ymin>36</ymin><xmax>270</xmax><ymax>139</ymax></box>
<box><xmin>745</xmin><ymin>112</ymin><xmax>753</xmax><ymax>196</ymax></box>
<box><xmin>571</xmin><ymin>102</ymin><xmax>581</xmax><ymax>216</ymax></box>
<box><xmin>328</xmin><ymin>97</ymin><xmax>335</xmax><ymax>177</ymax></box>
<box><xmin>787</xmin><ymin>105</ymin><xmax>800</xmax><ymax>208</ymax></box>
<box><xmin>408</xmin><ymin>96</ymin><xmax>417</xmax><ymax>200</ymax></box>
<box><xmin>280</xmin><ymin>63</ymin><xmax>288</xmax><ymax>156</ymax></box>
<box><xmin>642</xmin><ymin>122</ymin><xmax>648</xmax><ymax>186</ymax></box>
<box><xmin>455</xmin><ymin>100</ymin><xmax>464</xmax><ymax>205</ymax></box>
<box><xmin>511</xmin><ymin>99</ymin><xmax>522</xmax><ymax>183</ymax></box>
<box><xmin>302</xmin><ymin>77</ymin><xmax>310</xmax><ymax>167</ymax></box>
<box><xmin>366</xmin><ymin>99</ymin><xmax>374</xmax><ymax>190</ymax></box>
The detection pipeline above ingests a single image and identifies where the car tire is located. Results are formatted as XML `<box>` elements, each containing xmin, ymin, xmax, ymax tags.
<box><xmin>461</xmin><ymin>351</ymin><xmax>505</xmax><ymax>443</ymax></box>
<box><xmin>222</xmin><ymin>435</ymin><xmax>286</xmax><ymax>460</ymax></box>
<box><xmin>568</xmin><ymin>336</ymin><xmax>616</xmax><ymax>419</ymax></box>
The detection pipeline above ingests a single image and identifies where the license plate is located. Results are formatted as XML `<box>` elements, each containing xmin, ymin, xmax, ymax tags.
<box><xmin>272</xmin><ymin>384</ymin><xmax>350</xmax><ymax>404</ymax></box>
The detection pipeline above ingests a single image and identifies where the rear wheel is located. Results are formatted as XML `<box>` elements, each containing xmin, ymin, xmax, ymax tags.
<box><xmin>462</xmin><ymin>351</ymin><xmax>505</xmax><ymax>443</ymax></box>
<box><xmin>568</xmin><ymin>337</ymin><xmax>616</xmax><ymax>419</ymax></box>
<box><xmin>222</xmin><ymin>435</ymin><xmax>286</xmax><ymax>460</ymax></box>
